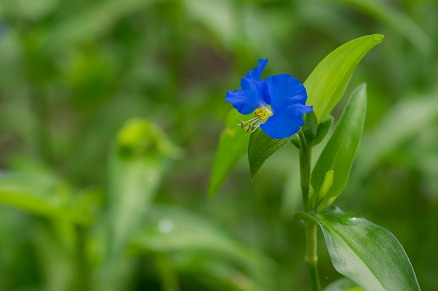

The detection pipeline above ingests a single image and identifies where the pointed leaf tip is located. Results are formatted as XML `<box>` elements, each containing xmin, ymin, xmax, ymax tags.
<box><xmin>305</xmin><ymin>34</ymin><xmax>382</xmax><ymax>122</ymax></box>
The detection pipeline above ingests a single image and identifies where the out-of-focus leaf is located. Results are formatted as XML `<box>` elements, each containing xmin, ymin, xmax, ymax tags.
<box><xmin>41</xmin><ymin>0</ymin><xmax>160</xmax><ymax>52</ymax></box>
<box><xmin>248</xmin><ymin>128</ymin><xmax>294</xmax><ymax>179</ymax></box>
<box><xmin>339</xmin><ymin>0</ymin><xmax>434</xmax><ymax>55</ymax></box>
<box><xmin>305</xmin><ymin>34</ymin><xmax>382</xmax><ymax>122</ymax></box>
<box><xmin>324</xmin><ymin>277</ymin><xmax>363</xmax><ymax>291</ymax></box>
<box><xmin>184</xmin><ymin>0</ymin><xmax>236</xmax><ymax>49</ymax></box>
<box><xmin>131</xmin><ymin>204</ymin><xmax>274</xmax><ymax>291</ymax></box>
<box><xmin>0</xmin><ymin>173</ymin><xmax>88</xmax><ymax>224</ymax></box>
<box><xmin>32</xmin><ymin>222</ymin><xmax>75</xmax><ymax>291</ymax></box>
<box><xmin>107</xmin><ymin>118</ymin><xmax>180</xmax><ymax>257</ymax></box>
<box><xmin>208</xmin><ymin>109</ymin><xmax>249</xmax><ymax>197</ymax></box>
<box><xmin>0</xmin><ymin>0</ymin><xmax>59</xmax><ymax>21</ymax></box>
<box><xmin>311</xmin><ymin>84</ymin><xmax>367</xmax><ymax>211</ymax></box>
<box><xmin>308</xmin><ymin>208</ymin><xmax>420</xmax><ymax>291</ymax></box>
<box><xmin>354</xmin><ymin>87</ymin><xmax>438</xmax><ymax>183</ymax></box>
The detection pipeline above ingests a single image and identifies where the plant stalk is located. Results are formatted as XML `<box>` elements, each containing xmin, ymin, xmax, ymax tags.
<box><xmin>298</xmin><ymin>130</ymin><xmax>321</xmax><ymax>291</ymax></box>
<box><xmin>305</xmin><ymin>220</ymin><xmax>321</xmax><ymax>291</ymax></box>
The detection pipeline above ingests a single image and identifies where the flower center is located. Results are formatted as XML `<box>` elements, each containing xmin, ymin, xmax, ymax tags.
<box><xmin>239</xmin><ymin>106</ymin><xmax>273</xmax><ymax>133</ymax></box>
<box><xmin>254</xmin><ymin>107</ymin><xmax>272</xmax><ymax>120</ymax></box>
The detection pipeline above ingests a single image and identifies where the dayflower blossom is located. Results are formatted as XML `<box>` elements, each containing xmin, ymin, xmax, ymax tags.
<box><xmin>225</xmin><ymin>58</ymin><xmax>312</xmax><ymax>139</ymax></box>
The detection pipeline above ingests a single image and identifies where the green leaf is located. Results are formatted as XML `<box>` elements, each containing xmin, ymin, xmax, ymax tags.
<box><xmin>314</xmin><ymin>114</ymin><xmax>334</xmax><ymax>146</ymax></box>
<box><xmin>311</xmin><ymin>84</ymin><xmax>367</xmax><ymax>211</ymax></box>
<box><xmin>208</xmin><ymin>109</ymin><xmax>249</xmax><ymax>197</ymax></box>
<box><xmin>248</xmin><ymin>128</ymin><xmax>295</xmax><ymax>179</ymax></box>
<box><xmin>305</xmin><ymin>34</ymin><xmax>382</xmax><ymax>122</ymax></box>
<box><xmin>309</xmin><ymin>208</ymin><xmax>420</xmax><ymax>291</ymax></box>
<box><xmin>107</xmin><ymin>118</ymin><xmax>178</xmax><ymax>257</ymax></box>
<box><xmin>0</xmin><ymin>173</ymin><xmax>88</xmax><ymax>224</ymax></box>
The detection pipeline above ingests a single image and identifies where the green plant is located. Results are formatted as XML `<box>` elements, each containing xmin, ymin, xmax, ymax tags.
<box><xmin>211</xmin><ymin>34</ymin><xmax>420</xmax><ymax>291</ymax></box>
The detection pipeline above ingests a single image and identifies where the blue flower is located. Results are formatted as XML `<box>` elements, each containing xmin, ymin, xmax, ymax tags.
<box><xmin>225</xmin><ymin>58</ymin><xmax>312</xmax><ymax>139</ymax></box>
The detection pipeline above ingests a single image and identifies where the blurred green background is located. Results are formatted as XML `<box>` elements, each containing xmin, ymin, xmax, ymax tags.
<box><xmin>0</xmin><ymin>0</ymin><xmax>437</xmax><ymax>290</ymax></box>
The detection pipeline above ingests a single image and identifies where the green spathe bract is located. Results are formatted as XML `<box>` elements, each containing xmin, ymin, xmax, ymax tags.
<box><xmin>248</xmin><ymin>128</ymin><xmax>295</xmax><ymax>179</ymax></box>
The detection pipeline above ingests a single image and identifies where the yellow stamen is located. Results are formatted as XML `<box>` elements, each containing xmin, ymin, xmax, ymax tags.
<box><xmin>254</xmin><ymin>107</ymin><xmax>272</xmax><ymax>120</ymax></box>
<box><xmin>238</xmin><ymin>106</ymin><xmax>273</xmax><ymax>133</ymax></box>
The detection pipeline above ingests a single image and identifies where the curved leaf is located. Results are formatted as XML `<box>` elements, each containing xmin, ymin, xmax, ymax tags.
<box><xmin>311</xmin><ymin>84</ymin><xmax>367</xmax><ymax>211</ymax></box>
<box><xmin>310</xmin><ymin>208</ymin><xmax>420</xmax><ymax>291</ymax></box>
<box><xmin>305</xmin><ymin>34</ymin><xmax>382</xmax><ymax>122</ymax></box>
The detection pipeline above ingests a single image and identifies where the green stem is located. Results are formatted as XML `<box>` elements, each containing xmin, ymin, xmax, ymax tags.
<box><xmin>305</xmin><ymin>220</ymin><xmax>321</xmax><ymax>291</ymax></box>
<box><xmin>298</xmin><ymin>130</ymin><xmax>321</xmax><ymax>291</ymax></box>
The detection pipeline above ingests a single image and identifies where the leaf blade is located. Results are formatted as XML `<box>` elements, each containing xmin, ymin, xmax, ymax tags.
<box><xmin>305</xmin><ymin>34</ymin><xmax>382</xmax><ymax>122</ymax></box>
<box><xmin>311</xmin><ymin>84</ymin><xmax>367</xmax><ymax>210</ymax></box>
<box><xmin>310</xmin><ymin>209</ymin><xmax>420</xmax><ymax>291</ymax></box>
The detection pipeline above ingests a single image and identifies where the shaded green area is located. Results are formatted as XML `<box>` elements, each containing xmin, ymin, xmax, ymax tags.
<box><xmin>0</xmin><ymin>0</ymin><xmax>437</xmax><ymax>290</ymax></box>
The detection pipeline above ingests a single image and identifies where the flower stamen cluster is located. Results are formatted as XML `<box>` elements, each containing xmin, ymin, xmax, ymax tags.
<box><xmin>239</xmin><ymin>106</ymin><xmax>273</xmax><ymax>133</ymax></box>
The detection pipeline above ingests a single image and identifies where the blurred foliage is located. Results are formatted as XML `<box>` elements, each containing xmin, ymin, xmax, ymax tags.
<box><xmin>0</xmin><ymin>0</ymin><xmax>437</xmax><ymax>290</ymax></box>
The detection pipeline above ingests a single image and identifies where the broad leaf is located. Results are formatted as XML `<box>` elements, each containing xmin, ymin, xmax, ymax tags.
<box><xmin>305</xmin><ymin>34</ymin><xmax>382</xmax><ymax>122</ymax></box>
<box><xmin>309</xmin><ymin>208</ymin><xmax>420</xmax><ymax>291</ymax></box>
<box><xmin>248</xmin><ymin>128</ymin><xmax>295</xmax><ymax>179</ymax></box>
<box><xmin>311</xmin><ymin>84</ymin><xmax>367</xmax><ymax>211</ymax></box>
<box><xmin>208</xmin><ymin>109</ymin><xmax>249</xmax><ymax>197</ymax></box>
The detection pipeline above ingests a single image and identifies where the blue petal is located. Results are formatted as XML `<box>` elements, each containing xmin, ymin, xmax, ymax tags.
<box><xmin>245</xmin><ymin>58</ymin><xmax>268</xmax><ymax>80</ymax></box>
<box><xmin>261</xmin><ymin>104</ymin><xmax>312</xmax><ymax>139</ymax></box>
<box><xmin>260</xmin><ymin>74</ymin><xmax>311</xmax><ymax>139</ymax></box>
<box><xmin>225</xmin><ymin>77</ymin><xmax>267</xmax><ymax>115</ymax></box>
<box><xmin>264</xmin><ymin>74</ymin><xmax>307</xmax><ymax>108</ymax></box>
